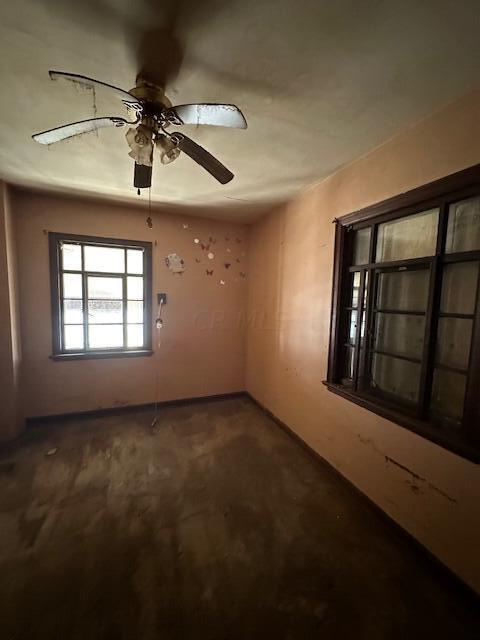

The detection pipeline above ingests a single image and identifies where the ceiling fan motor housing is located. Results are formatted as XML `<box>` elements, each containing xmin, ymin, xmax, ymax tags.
<box><xmin>129</xmin><ymin>80</ymin><xmax>172</xmax><ymax>117</ymax></box>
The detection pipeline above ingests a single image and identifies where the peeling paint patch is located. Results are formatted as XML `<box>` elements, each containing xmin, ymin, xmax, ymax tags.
<box><xmin>165</xmin><ymin>254</ymin><xmax>185</xmax><ymax>274</ymax></box>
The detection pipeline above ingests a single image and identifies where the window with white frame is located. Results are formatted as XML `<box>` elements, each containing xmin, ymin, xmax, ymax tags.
<box><xmin>49</xmin><ymin>233</ymin><xmax>152</xmax><ymax>358</ymax></box>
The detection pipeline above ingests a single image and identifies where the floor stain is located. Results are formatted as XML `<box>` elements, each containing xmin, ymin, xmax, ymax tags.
<box><xmin>0</xmin><ymin>397</ymin><xmax>477</xmax><ymax>639</ymax></box>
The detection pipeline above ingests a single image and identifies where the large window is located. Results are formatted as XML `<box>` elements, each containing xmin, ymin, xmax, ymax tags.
<box><xmin>325</xmin><ymin>165</ymin><xmax>480</xmax><ymax>461</ymax></box>
<box><xmin>49</xmin><ymin>233</ymin><xmax>152</xmax><ymax>358</ymax></box>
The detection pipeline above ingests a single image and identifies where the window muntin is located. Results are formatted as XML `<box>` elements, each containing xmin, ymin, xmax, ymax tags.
<box><xmin>327</xmin><ymin>181</ymin><xmax>480</xmax><ymax>460</ymax></box>
<box><xmin>50</xmin><ymin>234</ymin><xmax>152</xmax><ymax>356</ymax></box>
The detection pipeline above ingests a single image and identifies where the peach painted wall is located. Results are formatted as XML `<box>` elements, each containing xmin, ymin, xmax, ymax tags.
<box><xmin>0</xmin><ymin>182</ymin><xmax>22</xmax><ymax>441</ymax></box>
<box><xmin>13</xmin><ymin>190</ymin><xmax>248</xmax><ymax>418</ymax></box>
<box><xmin>246</xmin><ymin>89</ymin><xmax>480</xmax><ymax>593</ymax></box>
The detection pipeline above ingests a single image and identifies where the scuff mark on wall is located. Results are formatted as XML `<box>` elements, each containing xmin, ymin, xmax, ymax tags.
<box><xmin>385</xmin><ymin>456</ymin><xmax>458</xmax><ymax>503</ymax></box>
<box><xmin>385</xmin><ymin>456</ymin><xmax>426</xmax><ymax>482</ymax></box>
<box><xmin>405</xmin><ymin>479</ymin><xmax>423</xmax><ymax>495</ymax></box>
<box><xmin>357</xmin><ymin>434</ymin><xmax>383</xmax><ymax>455</ymax></box>
<box><xmin>428</xmin><ymin>483</ymin><xmax>457</xmax><ymax>504</ymax></box>
<box><xmin>356</xmin><ymin>440</ymin><xmax>458</xmax><ymax>504</ymax></box>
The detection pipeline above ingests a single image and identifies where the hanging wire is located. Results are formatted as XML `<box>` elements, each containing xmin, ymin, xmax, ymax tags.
<box><xmin>151</xmin><ymin>298</ymin><xmax>164</xmax><ymax>428</ymax></box>
<box><xmin>150</xmin><ymin>186</ymin><xmax>163</xmax><ymax>428</ymax></box>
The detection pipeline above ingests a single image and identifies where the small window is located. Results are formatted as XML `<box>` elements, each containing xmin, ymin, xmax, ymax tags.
<box><xmin>49</xmin><ymin>233</ymin><xmax>152</xmax><ymax>358</ymax></box>
<box><xmin>326</xmin><ymin>166</ymin><xmax>480</xmax><ymax>462</ymax></box>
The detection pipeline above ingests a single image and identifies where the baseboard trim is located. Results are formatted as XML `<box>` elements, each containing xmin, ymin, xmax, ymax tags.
<box><xmin>26</xmin><ymin>391</ymin><xmax>246</xmax><ymax>425</ymax></box>
<box><xmin>246</xmin><ymin>392</ymin><xmax>480</xmax><ymax>603</ymax></box>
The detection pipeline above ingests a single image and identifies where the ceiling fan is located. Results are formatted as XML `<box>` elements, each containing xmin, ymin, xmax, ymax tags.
<box><xmin>32</xmin><ymin>70</ymin><xmax>247</xmax><ymax>190</ymax></box>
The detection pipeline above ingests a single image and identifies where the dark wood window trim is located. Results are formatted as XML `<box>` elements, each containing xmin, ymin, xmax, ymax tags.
<box><xmin>49</xmin><ymin>232</ymin><xmax>153</xmax><ymax>360</ymax></box>
<box><xmin>324</xmin><ymin>163</ymin><xmax>480</xmax><ymax>463</ymax></box>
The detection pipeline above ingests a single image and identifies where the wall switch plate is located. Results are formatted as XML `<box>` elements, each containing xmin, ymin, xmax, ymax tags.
<box><xmin>157</xmin><ymin>293</ymin><xmax>167</xmax><ymax>305</ymax></box>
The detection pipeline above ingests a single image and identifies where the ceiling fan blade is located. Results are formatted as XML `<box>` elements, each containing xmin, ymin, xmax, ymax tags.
<box><xmin>49</xmin><ymin>71</ymin><xmax>142</xmax><ymax>109</ymax></box>
<box><xmin>167</xmin><ymin>104</ymin><xmax>247</xmax><ymax>129</ymax></box>
<box><xmin>170</xmin><ymin>133</ymin><xmax>234</xmax><ymax>184</ymax></box>
<box><xmin>32</xmin><ymin>116</ymin><xmax>130</xmax><ymax>145</ymax></box>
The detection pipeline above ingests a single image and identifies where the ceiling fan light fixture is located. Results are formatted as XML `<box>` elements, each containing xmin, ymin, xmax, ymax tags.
<box><xmin>126</xmin><ymin>124</ymin><xmax>153</xmax><ymax>167</ymax></box>
<box><xmin>156</xmin><ymin>134</ymin><xmax>180</xmax><ymax>165</ymax></box>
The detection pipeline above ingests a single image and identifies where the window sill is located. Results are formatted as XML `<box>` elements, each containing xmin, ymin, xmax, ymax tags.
<box><xmin>322</xmin><ymin>381</ymin><xmax>479</xmax><ymax>464</ymax></box>
<box><xmin>51</xmin><ymin>349</ymin><xmax>154</xmax><ymax>361</ymax></box>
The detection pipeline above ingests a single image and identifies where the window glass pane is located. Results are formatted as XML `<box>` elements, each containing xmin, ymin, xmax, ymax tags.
<box><xmin>127</xmin><ymin>301</ymin><xmax>143</xmax><ymax>323</ymax></box>
<box><xmin>375</xmin><ymin>208</ymin><xmax>439</xmax><ymax>262</ymax></box>
<box><xmin>446</xmin><ymin>196</ymin><xmax>480</xmax><ymax>253</ymax></box>
<box><xmin>343</xmin><ymin>346</ymin><xmax>354</xmax><ymax>379</ymax></box>
<box><xmin>127</xmin><ymin>249</ymin><xmax>144</xmax><ymax>274</ymax></box>
<box><xmin>353</xmin><ymin>228</ymin><xmax>371</xmax><ymax>265</ymax></box>
<box><xmin>88</xmin><ymin>276</ymin><xmax>123</xmax><ymax>300</ymax></box>
<box><xmin>376</xmin><ymin>268</ymin><xmax>429</xmax><ymax>312</ymax></box>
<box><xmin>347</xmin><ymin>310</ymin><xmax>358</xmax><ymax>345</ymax></box>
<box><xmin>360</xmin><ymin>310</ymin><xmax>366</xmax><ymax>346</ymax></box>
<box><xmin>88</xmin><ymin>300</ymin><xmax>123</xmax><ymax>324</ymax></box>
<box><xmin>371</xmin><ymin>353</ymin><xmax>420</xmax><ymax>404</ymax></box>
<box><xmin>62</xmin><ymin>243</ymin><xmax>81</xmax><ymax>270</ymax></box>
<box><xmin>63</xmin><ymin>273</ymin><xmax>82</xmax><ymax>299</ymax></box>
<box><xmin>88</xmin><ymin>324</ymin><xmax>124</xmax><ymax>349</ymax></box>
<box><xmin>436</xmin><ymin>318</ymin><xmax>473</xmax><ymax>370</ymax></box>
<box><xmin>127</xmin><ymin>276</ymin><xmax>144</xmax><ymax>300</ymax></box>
<box><xmin>64</xmin><ymin>325</ymin><xmax>84</xmax><ymax>350</ymax></box>
<box><xmin>351</xmin><ymin>272</ymin><xmax>361</xmax><ymax>307</ymax></box>
<box><xmin>84</xmin><ymin>245</ymin><xmax>125</xmax><ymax>273</ymax></box>
<box><xmin>431</xmin><ymin>370</ymin><xmax>466</xmax><ymax>428</ymax></box>
<box><xmin>63</xmin><ymin>299</ymin><xmax>83</xmax><ymax>324</ymax></box>
<box><xmin>363</xmin><ymin>271</ymin><xmax>369</xmax><ymax>306</ymax></box>
<box><xmin>127</xmin><ymin>324</ymin><xmax>144</xmax><ymax>348</ymax></box>
<box><xmin>374</xmin><ymin>313</ymin><xmax>424</xmax><ymax>360</ymax></box>
<box><xmin>440</xmin><ymin>262</ymin><xmax>479</xmax><ymax>315</ymax></box>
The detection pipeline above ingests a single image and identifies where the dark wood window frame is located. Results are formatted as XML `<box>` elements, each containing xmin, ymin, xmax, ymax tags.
<box><xmin>324</xmin><ymin>164</ymin><xmax>480</xmax><ymax>463</ymax></box>
<box><xmin>49</xmin><ymin>232</ymin><xmax>153</xmax><ymax>360</ymax></box>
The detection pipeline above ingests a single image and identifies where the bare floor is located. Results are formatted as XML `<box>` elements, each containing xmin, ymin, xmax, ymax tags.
<box><xmin>0</xmin><ymin>396</ymin><xmax>478</xmax><ymax>639</ymax></box>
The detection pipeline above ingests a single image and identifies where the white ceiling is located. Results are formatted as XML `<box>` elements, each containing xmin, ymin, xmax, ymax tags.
<box><xmin>1</xmin><ymin>0</ymin><xmax>479</xmax><ymax>222</ymax></box>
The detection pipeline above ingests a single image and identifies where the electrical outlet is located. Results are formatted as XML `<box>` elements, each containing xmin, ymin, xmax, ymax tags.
<box><xmin>157</xmin><ymin>293</ymin><xmax>167</xmax><ymax>305</ymax></box>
